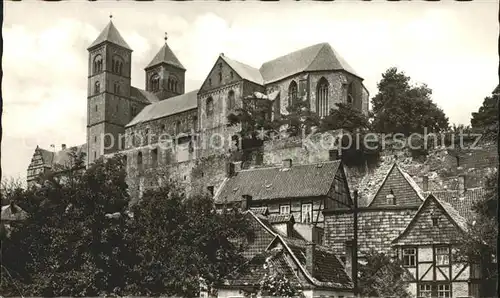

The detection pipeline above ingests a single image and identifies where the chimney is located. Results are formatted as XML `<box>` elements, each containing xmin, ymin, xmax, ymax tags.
<box><xmin>241</xmin><ymin>194</ymin><xmax>252</xmax><ymax>211</ymax></box>
<box><xmin>458</xmin><ymin>175</ymin><xmax>466</xmax><ymax>193</ymax></box>
<box><xmin>422</xmin><ymin>176</ymin><xmax>429</xmax><ymax>192</ymax></box>
<box><xmin>305</xmin><ymin>242</ymin><xmax>316</xmax><ymax>275</ymax></box>
<box><xmin>61</xmin><ymin>144</ymin><xmax>67</xmax><ymax>150</ymax></box>
<box><xmin>226</xmin><ymin>162</ymin><xmax>235</xmax><ymax>177</ymax></box>
<box><xmin>282</xmin><ymin>158</ymin><xmax>292</xmax><ymax>168</ymax></box>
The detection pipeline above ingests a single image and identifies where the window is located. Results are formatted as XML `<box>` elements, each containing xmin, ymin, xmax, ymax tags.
<box><xmin>230</xmin><ymin>71</ymin><xmax>234</xmax><ymax>80</ymax></box>
<box><xmin>131</xmin><ymin>105</ymin><xmax>138</xmax><ymax>117</ymax></box>
<box><xmin>227</xmin><ymin>90</ymin><xmax>235</xmax><ymax>110</ymax></box>
<box><xmin>114</xmin><ymin>82</ymin><xmax>120</xmax><ymax>94</ymax></box>
<box><xmin>301</xmin><ymin>203</ymin><xmax>312</xmax><ymax>223</ymax></box>
<box><xmin>175</xmin><ymin>120</ymin><xmax>181</xmax><ymax>135</ymax></box>
<box><xmin>316</xmin><ymin>77</ymin><xmax>329</xmax><ymax>117</ymax></box>
<box><xmin>145</xmin><ymin>128</ymin><xmax>150</xmax><ymax>144</ymax></box>
<box><xmin>403</xmin><ymin>248</ymin><xmax>416</xmax><ymax>267</ymax></box>
<box><xmin>112</xmin><ymin>55</ymin><xmax>124</xmax><ymax>75</ymax></box>
<box><xmin>206</xmin><ymin>97</ymin><xmax>214</xmax><ymax>116</ymax></box>
<box><xmin>329</xmin><ymin>149</ymin><xmax>338</xmax><ymax>161</ymax></box>
<box><xmin>137</xmin><ymin>152</ymin><xmax>143</xmax><ymax>169</ymax></box>
<box><xmin>280</xmin><ymin>205</ymin><xmax>290</xmax><ymax>215</ymax></box>
<box><xmin>299</xmin><ymin>79</ymin><xmax>307</xmax><ymax>97</ymax></box>
<box><xmin>151</xmin><ymin>148</ymin><xmax>158</xmax><ymax>167</ymax></box>
<box><xmin>347</xmin><ymin>82</ymin><xmax>354</xmax><ymax>105</ymax></box>
<box><xmin>151</xmin><ymin>74</ymin><xmax>160</xmax><ymax>92</ymax></box>
<box><xmin>94</xmin><ymin>81</ymin><xmax>100</xmax><ymax>94</ymax></box>
<box><xmin>418</xmin><ymin>284</ymin><xmax>432</xmax><ymax>298</ymax></box>
<box><xmin>218</xmin><ymin>72</ymin><xmax>222</xmax><ymax>83</ymax></box>
<box><xmin>437</xmin><ymin>284</ymin><xmax>451</xmax><ymax>298</ymax></box>
<box><xmin>168</xmin><ymin>75</ymin><xmax>178</xmax><ymax>92</ymax></box>
<box><xmin>207</xmin><ymin>186</ymin><xmax>214</xmax><ymax>197</ymax></box>
<box><xmin>431</xmin><ymin>211</ymin><xmax>439</xmax><ymax>227</ymax></box>
<box><xmin>95</xmin><ymin>105</ymin><xmax>98</xmax><ymax>112</ymax></box>
<box><xmin>386</xmin><ymin>189</ymin><xmax>396</xmax><ymax>205</ymax></box>
<box><xmin>436</xmin><ymin>247</ymin><xmax>450</xmax><ymax>266</ymax></box>
<box><xmin>94</xmin><ymin>136</ymin><xmax>97</xmax><ymax>143</ymax></box>
<box><xmin>288</xmin><ymin>81</ymin><xmax>298</xmax><ymax>107</ymax></box>
<box><xmin>94</xmin><ymin>151</ymin><xmax>97</xmax><ymax>159</ymax></box>
<box><xmin>208</xmin><ymin>78</ymin><xmax>212</xmax><ymax>86</ymax></box>
<box><xmin>93</xmin><ymin>55</ymin><xmax>103</xmax><ymax>74</ymax></box>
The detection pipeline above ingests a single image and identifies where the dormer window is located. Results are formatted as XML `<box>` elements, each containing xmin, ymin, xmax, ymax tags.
<box><xmin>386</xmin><ymin>189</ymin><xmax>396</xmax><ymax>205</ymax></box>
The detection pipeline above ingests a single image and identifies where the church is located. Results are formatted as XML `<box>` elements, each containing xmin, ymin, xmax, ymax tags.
<box><xmin>27</xmin><ymin>19</ymin><xmax>370</xmax><ymax>197</ymax></box>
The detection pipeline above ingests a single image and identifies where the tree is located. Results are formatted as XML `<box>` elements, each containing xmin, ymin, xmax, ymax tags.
<box><xmin>319</xmin><ymin>102</ymin><xmax>369</xmax><ymax>133</ymax></box>
<box><xmin>128</xmin><ymin>184</ymin><xmax>252</xmax><ymax>297</ymax></box>
<box><xmin>471</xmin><ymin>93</ymin><xmax>498</xmax><ymax>140</ymax></box>
<box><xmin>280</xmin><ymin>99</ymin><xmax>320</xmax><ymax>137</ymax></box>
<box><xmin>371</xmin><ymin>67</ymin><xmax>449</xmax><ymax>136</ymax></box>
<box><xmin>358</xmin><ymin>250</ymin><xmax>411</xmax><ymax>298</ymax></box>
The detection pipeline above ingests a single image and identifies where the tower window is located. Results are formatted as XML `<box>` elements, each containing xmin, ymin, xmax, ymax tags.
<box><xmin>227</xmin><ymin>90</ymin><xmax>235</xmax><ymax>109</ymax></box>
<box><xmin>347</xmin><ymin>82</ymin><xmax>354</xmax><ymax>105</ymax></box>
<box><xmin>151</xmin><ymin>74</ymin><xmax>160</xmax><ymax>92</ymax></box>
<box><xmin>316</xmin><ymin>77</ymin><xmax>329</xmax><ymax>117</ymax></box>
<box><xmin>206</xmin><ymin>97</ymin><xmax>214</xmax><ymax>116</ymax></box>
<box><xmin>112</xmin><ymin>55</ymin><xmax>124</xmax><ymax>75</ymax></box>
<box><xmin>93</xmin><ymin>55</ymin><xmax>103</xmax><ymax>74</ymax></box>
<box><xmin>288</xmin><ymin>81</ymin><xmax>298</xmax><ymax>107</ymax></box>
<box><xmin>114</xmin><ymin>82</ymin><xmax>121</xmax><ymax>94</ymax></box>
<box><xmin>94</xmin><ymin>81</ymin><xmax>100</xmax><ymax>94</ymax></box>
<box><xmin>168</xmin><ymin>75</ymin><xmax>178</xmax><ymax>92</ymax></box>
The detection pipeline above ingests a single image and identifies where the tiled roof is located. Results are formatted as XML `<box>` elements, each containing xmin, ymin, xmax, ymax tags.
<box><xmin>1</xmin><ymin>204</ymin><xmax>28</xmax><ymax>221</ymax></box>
<box><xmin>259</xmin><ymin>43</ymin><xmax>360</xmax><ymax>84</ymax></box>
<box><xmin>214</xmin><ymin>161</ymin><xmax>341</xmax><ymax>204</ymax></box>
<box><xmin>437</xmin><ymin>198</ymin><xmax>468</xmax><ymax>232</ymax></box>
<box><xmin>146</xmin><ymin>42</ymin><xmax>185</xmax><ymax>70</ymax></box>
<box><xmin>267</xmin><ymin>214</ymin><xmax>294</xmax><ymax>224</ymax></box>
<box><xmin>424</xmin><ymin>188</ymin><xmax>488</xmax><ymax>221</ymax></box>
<box><xmin>249</xmin><ymin>207</ymin><xmax>269</xmax><ymax>215</ymax></box>
<box><xmin>221</xmin><ymin>55</ymin><xmax>264</xmax><ymax>85</ymax></box>
<box><xmin>126</xmin><ymin>89</ymin><xmax>198</xmax><ymax>127</ymax></box>
<box><xmin>366</xmin><ymin>163</ymin><xmax>424</xmax><ymax>207</ymax></box>
<box><xmin>130</xmin><ymin>87</ymin><xmax>159</xmax><ymax>104</ymax></box>
<box><xmin>222</xmin><ymin>248</ymin><xmax>305</xmax><ymax>288</ymax></box>
<box><xmin>88</xmin><ymin>21</ymin><xmax>131</xmax><ymax>50</ymax></box>
<box><xmin>37</xmin><ymin>144</ymin><xmax>87</xmax><ymax>168</ymax></box>
<box><xmin>229</xmin><ymin>211</ymin><xmax>352</xmax><ymax>290</ymax></box>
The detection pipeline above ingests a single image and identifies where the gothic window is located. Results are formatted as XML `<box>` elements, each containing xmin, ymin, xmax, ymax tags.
<box><xmin>112</xmin><ymin>55</ymin><xmax>124</xmax><ymax>75</ymax></box>
<box><xmin>347</xmin><ymin>82</ymin><xmax>354</xmax><ymax>105</ymax></box>
<box><xmin>93</xmin><ymin>55</ymin><xmax>103</xmax><ymax>74</ymax></box>
<box><xmin>168</xmin><ymin>75</ymin><xmax>178</xmax><ymax>92</ymax></box>
<box><xmin>137</xmin><ymin>152</ymin><xmax>143</xmax><ymax>169</ymax></box>
<box><xmin>227</xmin><ymin>90</ymin><xmax>235</xmax><ymax>109</ymax></box>
<box><xmin>151</xmin><ymin>74</ymin><xmax>160</xmax><ymax>92</ymax></box>
<box><xmin>316</xmin><ymin>77</ymin><xmax>329</xmax><ymax>117</ymax></box>
<box><xmin>206</xmin><ymin>97</ymin><xmax>214</xmax><ymax>116</ymax></box>
<box><xmin>288</xmin><ymin>81</ymin><xmax>298</xmax><ymax>107</ymax></box>
<box><xmin>94</xmin><ymin>81</ymin><xmax>100</xmax><ymax>94</ymax></box>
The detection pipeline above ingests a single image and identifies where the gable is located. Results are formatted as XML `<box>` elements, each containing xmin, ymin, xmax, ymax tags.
<box><xmin>327</xmin><ymin>166</ymin><xmax>353</xmax><ymax>209</ymax></box>
<box><xmin>392</xmin><ymin>198</ymin><xmax>464</xmax><ymax>246</ymax></box>
<box><xmin>199</xmin><ymin>56</ymin><xmax>243</xmax><ymax>92</ymax></box>
<box><xmin>369</xmin><ymin>165</ymin><xmax>423</xmax><ymax>208</ymax></box>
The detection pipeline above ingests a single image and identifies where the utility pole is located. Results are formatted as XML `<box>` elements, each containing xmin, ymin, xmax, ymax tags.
<box><xmin>353</xmin><ymin>189</ymin><xmax>359</xmax><ymax>296</ymax></box>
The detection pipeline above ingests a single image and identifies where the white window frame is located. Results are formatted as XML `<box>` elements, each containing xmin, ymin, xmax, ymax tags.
<box><xmin>280</xmin><ymin>204</ymin><xmax>290</xmax><ymax>215</ymax></box>
<box><xmin>301</xmin><ymin>203</ymin><xmax>313</xmax><ymax>223</ymax></box>
<box><xmin>402</xmin><ymin>247</ymin><xmax>416</xmax><ymax>267</ymax></box>
<box><xmin>436</xmin><ymin>246</ymin><xmax>450</xmax><ymax>266</ymax></box>
<box><xmin>437</xmin><ymin>284</ymin><xmax>451</xmax><ymax>298</ymax></box>
<box><xmin>418</xmin><ymin>283</ymin><xmax>432</xmax><ymax>298</ymax></box>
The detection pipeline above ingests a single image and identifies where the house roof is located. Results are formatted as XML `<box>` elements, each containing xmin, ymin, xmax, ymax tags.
<box><xmin>130</xmin><ymin>87</ymin><xmax>159</xmax><ymax>104</ymax></box>
<box><xmin>366</xmin><ymin>163</ymin><xmax>425</xmax><ymax>207</ymax></box>
<box><xmin>391</xmin><ymin>194</ymin><xmax>468</xmax><ymax>245</ymax></box>
<box><xmin>259</xmin><ymin>43</ymin><xmax>360</xmax><ymax>84</ymax></box>
<box><xmin>126</xmin><ymin>89</ymin><xmax>198</xmax><ymax>127</ymax></box>
<box><xmin>88</xmin><ymin>21</ymin><xmax>132</xmax><ymax>51</ymax></box>
<box><xmin>249</xmin><ymin>207</ymin><xmax>269</xmax><ymax>216</ymax></box>
<box><xmin>35</xmin><ymin>144</ymin><xmax>87</xmax><ymax>168</ymax></box>
<box><xmin>146</xmin><ymin>42</ymin><xmax>185</xmax><ymax>70</ymax></box>
<box><xmin>493</xmin><ymin>83</ymin><xmax>500</xmax><ymax>95</ymax></box>
<box><xmin>267</xmin><ymin>214</ymin><xmax>295</xmax><ymax>224</ymax></box>
<box><xmin>1</xmin><ymin>204</ymin><xmax>28</xmax><ymax>221</ymax></box>
<box><xmin>214</xmin><ymin>161</ymin><xmax>342</xmax><ymax>204</ymax></box>
<box><xmin>221</xmin><ymin>54</ymin><xmax>264</xmax><ymax>85</ymax></box>
<box><xmin>424</xmin><ymin>188</ymin><xmax>487</xmax><ymax>221</ymax></box>
<box><xmin>224</xmin><ymin>210</ymin><xmax>353</xmax><ymax>290</ymax></box>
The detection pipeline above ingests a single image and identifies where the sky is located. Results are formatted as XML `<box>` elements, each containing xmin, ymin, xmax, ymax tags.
<box><xmin>2</xmin><ymin>1</ymin><xmax>498</xmax><ymax>182</ymax></box>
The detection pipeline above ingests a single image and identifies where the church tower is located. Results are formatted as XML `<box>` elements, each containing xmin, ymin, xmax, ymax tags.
<box><xmin>86</xmin><ymin>18</ymin><xmax>133</xmax><ymax>166</ymax></box>
<box><xmin>145</xmin><ymin>34</ymin><xmax>186</xmax><ymax>100</ymax></box>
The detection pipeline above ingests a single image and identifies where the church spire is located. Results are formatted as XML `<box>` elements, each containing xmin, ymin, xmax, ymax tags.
<box><xmin>88</xmin><ymin>18</ymin><xmax>132</xmax><ymax>51</ymax></box>
<box><xmin>145</xmin><ymin>33</ymin><xmax>185</xmax><ymax>70</ymax></box>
